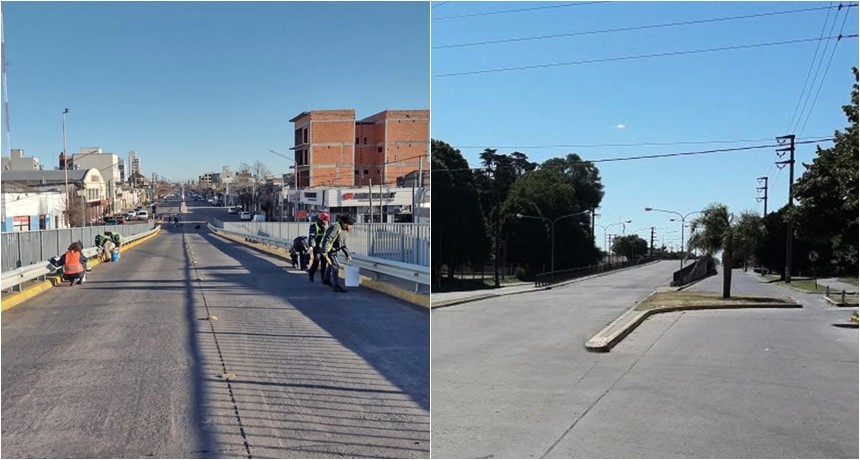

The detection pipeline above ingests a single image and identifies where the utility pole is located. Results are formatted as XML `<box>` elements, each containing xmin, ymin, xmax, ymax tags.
<box><xmin>775</xmin><ymin>134</ymin><xmax>796</xmax><ymax>283</ymax></box>
<box><xmin>650</xmin><ymin>226</ymin><xmax>655</xmax><ymax>257</ymax></box>
<box><xmin>756</xmin><ymin>176</ymin><xmax>769</xmax><ymax>216</ymax></box>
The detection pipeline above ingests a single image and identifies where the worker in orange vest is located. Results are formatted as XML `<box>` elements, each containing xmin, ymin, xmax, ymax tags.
<box><xmin>57</xmin><ymin>242</ymin><xmax>88</xmax><ymax>286</ymax></box>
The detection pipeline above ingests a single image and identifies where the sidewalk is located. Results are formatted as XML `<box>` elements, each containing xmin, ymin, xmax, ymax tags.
<box><xmin>815</xmin><ymin>277</ymin><xmax>858</xmax><ymax>293</ymax></box>
<box><xmin>431</xmin><ymin>281</ymin><xmax>540</xmax><ymax>308</ymax></box>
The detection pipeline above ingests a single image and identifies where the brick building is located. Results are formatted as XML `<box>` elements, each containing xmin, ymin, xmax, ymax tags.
<box><xmin>290</xmin><ymin>109</ymin><xmax>429</xmax><ymax>188</ymax></box>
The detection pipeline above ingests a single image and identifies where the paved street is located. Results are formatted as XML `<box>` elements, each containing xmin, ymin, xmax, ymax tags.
<box><xmin>431</xmin><ymin>262</ymin><xmax>857</xmax><ymax>458</ymax></box>
<box><xmin>2</xmin><ymin>198</ymin><xmax>429</xmax><ymax>458</ymax></box>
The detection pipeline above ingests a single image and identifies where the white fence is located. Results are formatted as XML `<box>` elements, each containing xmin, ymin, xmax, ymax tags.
<box><xmin>211</xmin><ymin>219</ymin><xmax>430</xmax><ymax>267</ymax></box>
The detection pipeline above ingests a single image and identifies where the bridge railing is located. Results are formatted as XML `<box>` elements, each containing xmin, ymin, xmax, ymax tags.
<box><xmin>210</xmin><ymin>219</ymin><xmax>430</xmax><ymax>267</ymax></box>
<box><xmin>1</xmin><ymin>223</ymin><xmax>154</xmax><ymax>273</ymax></box>
<box><xmin>1</xmin><ymin>225</ymin><xmax>159</xmax><ymax>292</ymax></box>
<box><xmin>208</xmin><ymin>221</ymin><xmax>429</xmax><ymax>290</ymax></box>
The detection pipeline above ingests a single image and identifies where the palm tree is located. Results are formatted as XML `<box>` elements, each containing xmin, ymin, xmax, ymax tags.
<box><xmin>688</xmin><ymin>203</ymin><xmax>764</xmax><ymax>298</ymax></box>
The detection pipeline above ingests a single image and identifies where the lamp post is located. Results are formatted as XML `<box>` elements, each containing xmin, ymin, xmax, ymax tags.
<box><xmin>595</xmin><ymin>220</ymin><xmax>632</xmax><ymax>263</ymax></box>
<box><xmin>271</xmin><ymin>149</ymin><xmax>298</xmax><ymax>222</ymax></box>
<box><xmin>645</xmin><ymin>207</ymin><xmax>702</xmax><ymax>269</ymax></box>
<box><xmin>516</xmin><ymin>210</ymin><xmax>591</xmax><ymax>272</ymax></box>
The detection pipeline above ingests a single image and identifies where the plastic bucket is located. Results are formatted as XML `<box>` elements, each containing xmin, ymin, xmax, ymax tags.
<box><xmin>344</xmin><ymin>265</ymin><xmax>360</xmax><ymax>287</ymax></box>
<box><xmin>111</xmin><ymin>249</ymin><xmax>120</xmax><ymax>262</ymax></box>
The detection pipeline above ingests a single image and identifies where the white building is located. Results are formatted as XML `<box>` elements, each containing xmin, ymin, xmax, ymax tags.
<box><xmin>1</xmin><ymin>149</ymin><xmax>42</xmax><ymax>171</ymax></box>
<box><xmin>72</xmin><ymin>148</ymin><xmax>121</xmax><ymax>214</ymax></box>
<box><xmin>128</xmin><ymin>151</ymin><xmax>142</xmax><ymax>177</ymax></box>
<box><xmin>1</xmin><ymin>182</ymin><xmax>66</xmax><ymax>231</ymax></box>
<box><xmin>288</xmin><ymin>186</ymin><xmax>421</xmax><ymax>223</ymax></box>
<box><xmin>2</xmin><ymin>168</ymin><xmax>108</xmax><ymax>227</ymax></box>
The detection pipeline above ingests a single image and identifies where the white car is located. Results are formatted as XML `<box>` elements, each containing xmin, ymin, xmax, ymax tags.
<box><xmin>227</xmin><ymin>206</ymin><xmax>237</xmax><ymax>214</ymax></box>
<box><xmin>240</xmin><ymin>211</ymin><xmax>252</xmax><ymax>221</ymax></box>
<box><xmin>137</xmin><ymin>210</ymin><xmax>149</xmax><ymax>219</ymax></box>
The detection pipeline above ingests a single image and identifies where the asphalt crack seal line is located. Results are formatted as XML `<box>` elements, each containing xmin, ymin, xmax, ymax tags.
<box><xmin>185</xmin><ymin>233</ymin><xmax>253</xmax><ymax>459</ymax></box>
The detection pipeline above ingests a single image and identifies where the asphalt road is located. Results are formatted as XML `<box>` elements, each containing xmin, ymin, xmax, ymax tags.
<box><xmin>2</xmin><ymin>198</ymin><xmax>430</xmax><ymax>458</ymax></box>
<box><xmin>430</xmin><ymin>261</ymin><xmax>858</xmax><ymax>459</ymax></box>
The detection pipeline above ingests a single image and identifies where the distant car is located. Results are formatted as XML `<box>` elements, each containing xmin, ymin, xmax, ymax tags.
<box><xmin>240</xmin><ymin>211</ymin><xmax>252</xmax><ymax>221</ymax></box>
<box><xmin>208</xmin><ymin>198</ymin><xmax>215</xmax><ymax>204</ymax></box>
<box><xmin>104</xmin><ymin>219</ymin><xmax>119</xmax><ymax>225</ymax></box>
<box><xmin>124</xmin><ymin>212</ymin><xmax>136</xmax><ymax>220</ymax></box>
<box><xmin>137</xmin><ymin>210</ymin><xmax>149</xmax><ymax>219</ymax></box>
<box><xmin>227</xmin><ymin>206</ymin><xmax>237</xmax><ymax>214</ymax></box>
<box><xmin>252</xmin><ymin>214</ymin><xmax>266</xmax><ymax>222</ymax></box>
<box><xmin>117</xmin><ymin>216</ymin><xmax>126</xmax><ymax>224</ymax></box>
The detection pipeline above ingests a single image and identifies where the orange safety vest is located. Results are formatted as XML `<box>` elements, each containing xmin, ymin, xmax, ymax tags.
<box><xmin>63</xmin><ymin>251</ymin><xmax>84</xmax><ymax>275</ymax></box>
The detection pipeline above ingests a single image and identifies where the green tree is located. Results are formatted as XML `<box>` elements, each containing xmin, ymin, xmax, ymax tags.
<box><xmin>611</xmin><ymin>234</ymin><xmax>649</xmax><ymax>262</ymax></box>
<box><xmin>688</xmin><ymin>204</ymin><xmax>764</xmax><ymax>298</ymax></box>
<box><xmin>790</xmin><ymin>67</ymin><xmax>859</xmax><ymax>275</ymax></box>
<box><xmin>431</xmin><ymin>140</ymin><xmax>491</xmax><ymax>287</ymax></box>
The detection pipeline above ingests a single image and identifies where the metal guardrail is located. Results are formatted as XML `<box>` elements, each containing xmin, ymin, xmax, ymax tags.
<box><xmin>208</xmin><ymin>222</ymin><xmax>430</xmax><ymax>290</ymax></box>
<box><xmin>1</xmin><ymin>225</ymin><xmax>159</xmax><ymax>293</ymax></box>
<box><xmin>534</xmin><ymin>258</ymin><xmax>655</xmax><ymax>288</ymax></box>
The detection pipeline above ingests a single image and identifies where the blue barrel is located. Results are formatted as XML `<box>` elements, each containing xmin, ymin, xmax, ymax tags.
<box><xmin>111</xmin><ymin>249</ymin><xmax>120</xmax><ymax>262</ymax></box>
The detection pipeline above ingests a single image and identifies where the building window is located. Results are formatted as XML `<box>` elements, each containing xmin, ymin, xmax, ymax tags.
<box><xmin>355</xmin><ymin>170</ymin><xmax>359</xmax><ymax>175</ymax></box>
<box><xmin>364</xmin><ymin>169</ymin><xmax>369</xmax><ymax>175</ymax></box>
<box><xmin>356</xmin><ymin>137</ymin><xmax>359</xmax><ymax>144</ymax></box>
<box><xmin>363</xmin><ymin>137</ymin><xmax>367</xmax><ymax>144</ymax></box>
<box><xmin>303</xmin><ymin>128</ymin><xmax>308</xmax><ymax>144</ymax></box>
<box><xmin>377</xmin><ymin>147</ymin><xmax>382</xmax><ymax>153</ymax></box>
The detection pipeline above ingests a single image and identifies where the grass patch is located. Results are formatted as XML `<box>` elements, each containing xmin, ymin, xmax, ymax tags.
<box><xmin>635</xmin><ymin>291</ymin><xmax>794</xmax><ymax>311</ymax></box>
<box><xmin>838</xmin><ymin>277</ymin><xmax>859</xmax><ymax>286</ymax></box>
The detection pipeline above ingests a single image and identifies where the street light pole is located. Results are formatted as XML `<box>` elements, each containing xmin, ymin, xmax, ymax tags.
<box><xmin>271</xmin><ymin>149</ymin><xmax>298</xmax><ymax>221</ymax></box>
<box><xmin>595</xmin><ymin>220</ymin><xmax>632</xmax><ymax>263</ymax></box>
<box><xmin>645</xmin><ymin>207</ymin><xmax>702</xmax><ymax>269</ymax></box>
<box><xmin>517</xmin><ymin>210</ymin><xmax>591</xmax><ymax>272</ymax></box>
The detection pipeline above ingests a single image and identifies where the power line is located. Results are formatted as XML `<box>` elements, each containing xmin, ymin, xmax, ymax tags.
<box><xmin>433</xmin><ymin>34</ymin><xmax>859</xmax><ymax>78</ymax></box>
<box><xmin>450</xmin><ymin>135</ymin><xmax>831</xmax><ymax>150</ymax></box>
<box><xmin>791</xmin><ymin>3</ymin><xmax>847</xmax><ymax>133</ymax></box>
<box><xmin>431</xmin><ymin>2</ymin><xmax>451</xmax><ymax>10</ymax></box>
<box><xmin>434</xmin><ymin>4</ymin><xmax>845</xmax><ymax>49</ymax></box>
<box><xmin>435</xmin><ymin>138</ymin><xmax>834</xmax><ymax>171</ymax></box>
<box><xmin>786</xmin><ymin>2</ymin><xmax>838</xmax><ymax>132</ymax></box>
<box><xmin>433</xmin><ymin>2</ymin><xmax>608</xmax><ymax>20</ymax></box>
<box><xmin>798</xmin><ymin>10</ymin><xmax>853</xmax><ymax>136</ymax></box>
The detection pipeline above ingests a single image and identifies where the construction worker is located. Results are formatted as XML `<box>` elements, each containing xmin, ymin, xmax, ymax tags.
<box><xmin>321</xmin><ymin>214</ymin><xmax>354</xmax><ymax>293</ymax></box>
<box><xmin>307</xmin><ymin>212</ymin><xmax>330</xmax><ymax>283</ymax></box>
<box><xmin>57</xmin><ymin>242</ymin><xmax>87</xmax><ymax>286</ymax></box>
<box><xmin>110</xmin><ymin>230</ymin><xmax>124</xmax><ymax>249</ymax></box>
<box><xmin>290</xmin><ymin>235</ymin><xmax>311</xmax><ymax>270</ymax></box>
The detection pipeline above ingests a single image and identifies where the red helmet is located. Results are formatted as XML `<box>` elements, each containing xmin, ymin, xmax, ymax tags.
<box><xmin>319</xmin><ymin>212</ymin><xmax>330</xmax><ymax>222</ymax></box>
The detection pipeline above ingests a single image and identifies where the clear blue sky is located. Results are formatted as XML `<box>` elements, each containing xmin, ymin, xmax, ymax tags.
<box><xmin>3</xmin><ymin>1</ymin><xmax>430</xmax><ymax>183</ymax></box>
<box><xmin>432</xmin><ymin>1</ymin><xmax>858</xmax><ymax>250</ymax></box>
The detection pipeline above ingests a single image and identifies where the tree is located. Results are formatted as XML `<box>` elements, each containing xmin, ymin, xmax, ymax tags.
<box><xmin>541</xmin><ymin>153</ymin><xmax>605</xmax><ymax>211</ymax></box>
<box><xmin>790</xmin><ymin>67</ymin><xmax>859</xmax><ymax>275</ymax></box>
<box><xmin>431</xmin><ymin>140</ymin><xmax>491</xmax><ymax>287</ymax></box>
<box><xmin>611</xmin><ymin>235</ymin><xmax>649</xmax><ymax>262</ymax></box>
<box><xmin>688</xmin><ymin>204</ymin><xmax>764</xmax><ymax>298</ymax></box>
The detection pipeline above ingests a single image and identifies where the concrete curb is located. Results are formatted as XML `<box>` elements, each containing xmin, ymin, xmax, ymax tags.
<box><xmin>211</xmin><ymin>229</ymin><xmax>429</xmax><ymax>308</ymax></box>
<box><xmin>585</xmin><ymin>300</ymin><xmax>802</xmax><ymax>353</ymax></box>
<box><xmin>431</xmin><ymin>260</ymin><xmax>663</xmax><ymax>309</ymax></box>
<box><xmin>1</xmin><ymin>227</ymin><xmax>161</xmax><ymax>312</ymax></box>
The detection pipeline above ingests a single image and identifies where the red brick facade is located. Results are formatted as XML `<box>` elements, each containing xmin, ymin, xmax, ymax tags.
<box><xmin>291</xmin><ymin>109</ymin><xmax>429</xmax><ymax>188</ymax></box>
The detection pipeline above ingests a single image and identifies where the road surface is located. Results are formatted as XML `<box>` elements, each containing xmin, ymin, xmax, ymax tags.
<box><xmin>2</xmin><ymin>198</ymin><xmax>430</xmax><ymax>458</ymax></box>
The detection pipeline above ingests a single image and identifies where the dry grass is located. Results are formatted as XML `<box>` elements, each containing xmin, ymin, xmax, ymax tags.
<box><xmin>635</xmin><ymin>291</ymin><xmax>794</xmax><ymax>311</ymax></box>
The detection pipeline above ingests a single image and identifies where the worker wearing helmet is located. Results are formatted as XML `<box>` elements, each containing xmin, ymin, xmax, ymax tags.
<box><xmin>321</xmin><ymin>214</ymin><xmax>355</xmax><ymax>293</ymax></box>
<box><xmin>307</xmin><ymin>212</ymin><xmax>330</xmax><ymax>283</ymax></box>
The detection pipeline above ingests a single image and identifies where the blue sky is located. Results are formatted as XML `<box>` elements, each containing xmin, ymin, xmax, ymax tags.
<box><xmin>431</xmin><ymin>1</ymin><xmax>859</xmax><ymax>250</ymax></box>
<box><xmin>2</xmin><ymin>1</ymin><xmax>430</xmax><ymax>182</ymax></box>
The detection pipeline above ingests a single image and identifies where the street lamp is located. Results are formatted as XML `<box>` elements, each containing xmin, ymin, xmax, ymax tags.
<box><xmin>516</xmin><ymin>210</ymin><xmax>590</xmax><ymax>272</ymax></box>
<box><xmin>271</xmin><ymin>149</ymin><xmax>299</xmax><ymax>221</ymax></box>
<box><xmin>645</xmin><ymin>207</ymin><xmax>703</xmax><ymax>269</ymax></box>
<box><xmin>594</xmin><ymin>220</ymin><xmax>632</xmax><ymax>262</ymax></box>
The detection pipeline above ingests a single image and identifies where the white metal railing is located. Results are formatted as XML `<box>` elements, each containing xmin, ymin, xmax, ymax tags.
<box><xmin>208</xmin><ymin>222</ymin><xmax>430</xmax><ymax>290</ymax></box>
<box><xmin>1</xmin><ymin>226</ymin><xmax>159</xmax><ymax>293</ymax></box>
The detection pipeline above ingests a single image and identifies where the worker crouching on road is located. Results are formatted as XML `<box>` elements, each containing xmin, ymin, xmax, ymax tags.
<box><xmin>307</xmin><ymin>212</ymin><xmax>330</xmax><ymax>283</ymax></box>
<box><xmin>290</xmin><ymin>236</ymin><xmax>311</xmax><ymax>270</ymax></box>
<box><xmin>56</xmin><ymin>242</ymin><xmax>88</xmax><ymax>286</ymax></box>
<box><xmin>321</xmin><ymin>214</ymin><xmax>354</xmax><ymax>293</ymax></box>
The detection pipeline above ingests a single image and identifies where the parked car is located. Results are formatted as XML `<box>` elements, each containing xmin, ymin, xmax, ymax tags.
<box><xmin>252</xmin><ymin>214</ymin><xmax>266</xmax><ymax>222</ymax></box>
<box><xmin>240</xmin><ymin>211</ymin><xmax>252</xmax><ymax>221</ymax></box>
<box><xmin>227</xmin><ymin>206</ymin><xmax>237</xmax><ymax>214</ymax></box>
<box><xmin>104</xmin><ymin>219</ymin><xmax>119</xmax><ymax>225</ymax></box>
<box><xmin>137</xmin><ymin>210</ymin><xmax>149</xmax><ymax>219</ymax></box>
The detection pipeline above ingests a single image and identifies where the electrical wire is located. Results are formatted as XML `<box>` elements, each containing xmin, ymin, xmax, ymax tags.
<box><xmin>433</xmin><ymin>34</ymin><xmax>859</xmax><ymax>78</ymax></box>
<box><xmin>434</xmin><ymin>138</ymin><xmax>834</xmax><ymax>171</ymax></box>
<box><xmin>431</xmin><ymin>2</ymin><xmax>451</xmax><ymax>10</ymax></box>
<box><xmin>791</xmin><ymin>4</ymin><xmax>847</xmax><ymax>133</ymax></box>
<box><xmin>450</xmin><ymin>136</ymin><xmax>831</xmax><ymax>150</ymax></box>
<box><xmin>798</xmin><ymin>10</ymin><xmax>853</xmax><ymax>136</ymax></box>
<box><xmin>786</xmin><ymin>2</ymin><xmax>837</xmax><ymax>132</ymax></box>
<box><xmin>434</xmin><ymin>4</ymin><xmax>845</xmax><ymax>49</ymax></box>
<box><xmin>433</xmin><ymin>2</ymin><xmax>608</xmax><ymax>21</ymax></box>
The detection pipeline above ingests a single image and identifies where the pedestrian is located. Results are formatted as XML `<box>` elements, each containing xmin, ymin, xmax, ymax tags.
<box><xmin>321</xmin><ymin>214</ymin><xmax>354</xmax><ymax>293</ymax></box>
<box><xmin>307</xmin><ymin>212</ymin><xmax>330</xmax><ymax>283</ymax></box>
<box><xmin>290</xmin><ymin>236</ymin><xmax>310</xmax><ymax>270</ymax></box>
<box><xmin>173</xmin><ymin>215</ymin><xmax>179</xmax><ymax>226</ymax></box>
<box><xmin>56</xmin><ymin>242</ymin><xmax>88</xmax><ymax>286</ymax></box>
